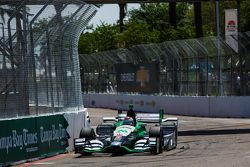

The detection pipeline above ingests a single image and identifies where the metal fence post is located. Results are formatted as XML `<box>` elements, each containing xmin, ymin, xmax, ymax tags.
<box><xmin>215</xmin><ymin>0</ymin><xmax>223</xmax><ymax>96</ymax></box>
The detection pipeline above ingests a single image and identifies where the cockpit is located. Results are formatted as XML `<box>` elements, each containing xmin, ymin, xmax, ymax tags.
<box><xmin>122</xmin><ymin>116</ymin><xmax>134</xmax><ymax>126</ymax></box>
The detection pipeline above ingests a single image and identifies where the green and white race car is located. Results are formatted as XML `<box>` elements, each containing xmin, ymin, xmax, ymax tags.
<box><xmin>74</xmin><ymin>108</ymin><xmax>178</xmax><ymax>155</ymax></box>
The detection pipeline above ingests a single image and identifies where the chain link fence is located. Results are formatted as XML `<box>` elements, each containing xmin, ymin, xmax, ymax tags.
<box><xmin>80</xmin><ymin>33</ymin><xmax>250</xmax><ymax>96</ymax></box>
<box><xmin>0</xmin><ymin>1</ymin><xmax>96</xmax><ymax>118</ymax></box>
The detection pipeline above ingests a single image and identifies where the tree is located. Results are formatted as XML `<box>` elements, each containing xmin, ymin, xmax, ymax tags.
<box><xmin>78</xmin><ymin>3</ymin><xmax>196</xmax><ymax>54</ymax></box>
<box><xmin>94</xmin><ymin>23</ymin><xmax>120</xmax><ymax>51</ymax></box>
<box><xmin>240</xmin><ymin>0</ymin><xmax>250</xmax><ymax>32</ymax></box>
<box><xmin>115</xmin><ymin>20</ymin><xmax>160</xmax><ymax>48</ymax></box>
<box><xmin>78</xmin><ymin>2</ymin><xmax>250</xmax><ymax>54</ymax></box>
<box><xmin>128</xmin><ymin>4</ymin><xmax>170</xmax><ymax>31</ymax></box>
<box><xmin>201</xmin><ymin>0</ymin><xmax>250</xmax><ymax>35</ymax></box>
<box><xmin>79</xmin><ymin>23</ymin><xmax>119</xmax><ymax>54</ymax></box>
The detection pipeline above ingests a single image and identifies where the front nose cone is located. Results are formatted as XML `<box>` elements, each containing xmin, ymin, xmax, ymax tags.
<box><xmin>111</xmin><ymin>141</ymin><xmax>122</xmax><ymax>147</ymax></box>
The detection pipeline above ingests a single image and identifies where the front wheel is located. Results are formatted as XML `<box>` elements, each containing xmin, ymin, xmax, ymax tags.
<box><xmin>149</xmin><ymin>127</ymin><xmax>163</xmax><ymax>154</ymax></box>
<box><xmin>79</xmin><ymin>128</ymin><xmax>96</xmax><ymax>140</ymax></box>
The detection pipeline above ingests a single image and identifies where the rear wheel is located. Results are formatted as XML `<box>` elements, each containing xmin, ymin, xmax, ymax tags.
<box><xmin>149</xmin><ymin>127</ymin><xmax>163</xmax><ymax>154</ymax></box>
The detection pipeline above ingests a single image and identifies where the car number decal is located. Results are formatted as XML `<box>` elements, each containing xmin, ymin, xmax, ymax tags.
<box><xmin>114</xmin><ymin>125</ymin><xmax>135</xmax><ymax>136</ymax></box>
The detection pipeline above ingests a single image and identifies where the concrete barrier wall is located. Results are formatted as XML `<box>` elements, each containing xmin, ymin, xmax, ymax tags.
<box><xmin>64</xmin><ymin>108</ymin><xmax>87</xmax><ymax>151</ymax></box>
<box><xmin>83</xmin><ymin>93</ymin><xmax>250</xmax><ymax>118</ymax></box>
<box><xmin>157</xmin><ymin>96</ymin><xmax>210</xmax><ymax>117</ymax></box>
<box><xmin>209</xmin><ymin>96</ymin><xmax>250</xmax><ymax>118</ymax></box>
<box><xmin>0</xmin><ymin>108</ymin><xmax>87</xmax><ymax>166</ymax></box>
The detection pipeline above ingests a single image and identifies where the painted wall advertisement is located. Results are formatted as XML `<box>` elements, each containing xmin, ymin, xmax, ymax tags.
<box><xmin>225</xmin><ymin>9</ymin><xmax>238</xmax><ymax>52</ymax></box>
<box><xmin>0</xmin><ymin>115</ymin><xmax>69</xmax><ymax>166</ymax></box>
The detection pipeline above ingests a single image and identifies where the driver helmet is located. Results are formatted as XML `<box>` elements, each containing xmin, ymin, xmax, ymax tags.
<box><xmin>129</xmin><ymin>104</ymin><xmax>134</xmax><ymax>110</ymax></box>
<box><xmin>123</xmin><ymin>116</ymin><xmax>134</xmax><ymax>126</ymax></box>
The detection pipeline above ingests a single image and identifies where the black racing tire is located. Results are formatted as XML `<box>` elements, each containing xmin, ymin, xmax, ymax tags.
<box><xmin>149</xmin><ymin>126</ymin><xmax>163</xmax><ymax>154</ymax></box>
<box><xmin>149</xmin><ymin>126</ymin><xmax>162</xmax><ymax>137</ymax></box>
<box><xmin>175</xmin><ymin>128</ymin><xmax>178</xmax><ymax>147</ymax></box>
<box><xmin>79</xmin><ymin>128</ymin><xmax>96</xmax><ymax>140</ymax></box>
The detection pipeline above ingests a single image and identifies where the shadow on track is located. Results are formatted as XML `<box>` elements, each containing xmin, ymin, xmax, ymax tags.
<box><xmin>179</xmin><ymin>128</ymin><xmax>250</xmax><ymax>136</ymax></box>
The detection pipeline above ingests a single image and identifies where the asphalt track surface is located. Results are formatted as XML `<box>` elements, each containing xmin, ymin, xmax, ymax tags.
<box><xmin>19</xmin><ymin>108</ymin><xmax>250</xmax><ymax>167</ymax></box>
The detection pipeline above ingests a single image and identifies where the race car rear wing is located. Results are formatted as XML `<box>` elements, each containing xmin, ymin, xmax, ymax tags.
<box><xmin>162</xmin><ymin>117</ymin><xmax>178</xmax><ymax>126</ymax></box>
<box><xmin>137</xmin><ymin>114</ymin><xmax>178</xmax><ymax>126</ymax></box>
<box><xmin>103</xmin><ymin>113</ymin><xmax>161</xmax><ymax>123</ymax></box>
<box><xmin>103</xmin><ymin>117</ymin><xmax>118</xmax><ymax>123</ymax></box>
<box><xmin>103</xmin><ymin>109</ymin><xmax>178</xmax><ymax>126</ymax></box>
<box><xmin>136</xmin><ymin>113</ymin><xmax>162</xmax><ymax>123</ymax></box>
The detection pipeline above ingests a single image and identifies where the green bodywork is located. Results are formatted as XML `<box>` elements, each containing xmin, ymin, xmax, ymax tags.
<box><xmin>78</xmin><ymin>108</ymin><xmax>170</xmax><ymax>155</ymax></box>
<box><xmin>80</xmin><ymin>120</ymin><xmax>148</xmax><ymax>154</ymax></box>
<box><xmin>115</xmin><ymin>121</ymin><xmax>146</xmax><ymax>138</ymax></box>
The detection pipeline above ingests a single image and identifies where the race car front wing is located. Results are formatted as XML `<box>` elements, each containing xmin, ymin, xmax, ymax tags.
<box><xmin>74</xmin><ymin>135</ymin><xmax>174</xmax><ymax>154</ymax></box>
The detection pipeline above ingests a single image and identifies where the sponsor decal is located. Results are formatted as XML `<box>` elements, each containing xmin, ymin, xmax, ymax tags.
<box><xmin>114</xmin><ymin>125</ymin><xmax>135</xmax><ymax>137</ymax></box>
<box><xmin>0</xmin><ymin>124</ymin><xmax>67</xmax><ymax>154</ymax></box>
<box><xmin>225</xmin><ymin>9</ymin><xmax>238</xmax><ymax>35</ymax></box>
<box><xmin>226</xmin><ymin>20</ymin><xmax>236</xmax><ymax>32</ymax></box>
<box><xmin>134</xmin><ymin>100</ymin><xmax>144</xmax><ymax>106</ymax></box>
<box><xmin>40</xmin><ymin>124</ymin><xmax>68</xmax><ymax>146</ymax></box>
<box><xmin>0</xmin><ymin>115</ymin><xmax>69</xmax><ymax>165</ymax></box>
<box><xmin>136</xmin><ymin>66</ymin><xmax>149</xmax><ymax>87</ymax></box>
<box><xmin>146</xmin><ymin>101</ymin><xmax>156</xmax><ymax>107</ymax></box>
<box><xmin>225</xmin><ymin>9</ymin><xmax>238</xmax><ymax>52</ymax></box>
<box><xmin>115</xmin><ymin>62</ymin><xmax>160</xmax><ymax>93</ymax></box>
<box><xmin>116</xmin><ymin>100</ymin><xmax>155</xmax><ymax>107</ymax></box>
<box><xmin>120</xmin><ymin>73</ymin><xmax>135</xmax><ymax>82</ymax></box>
